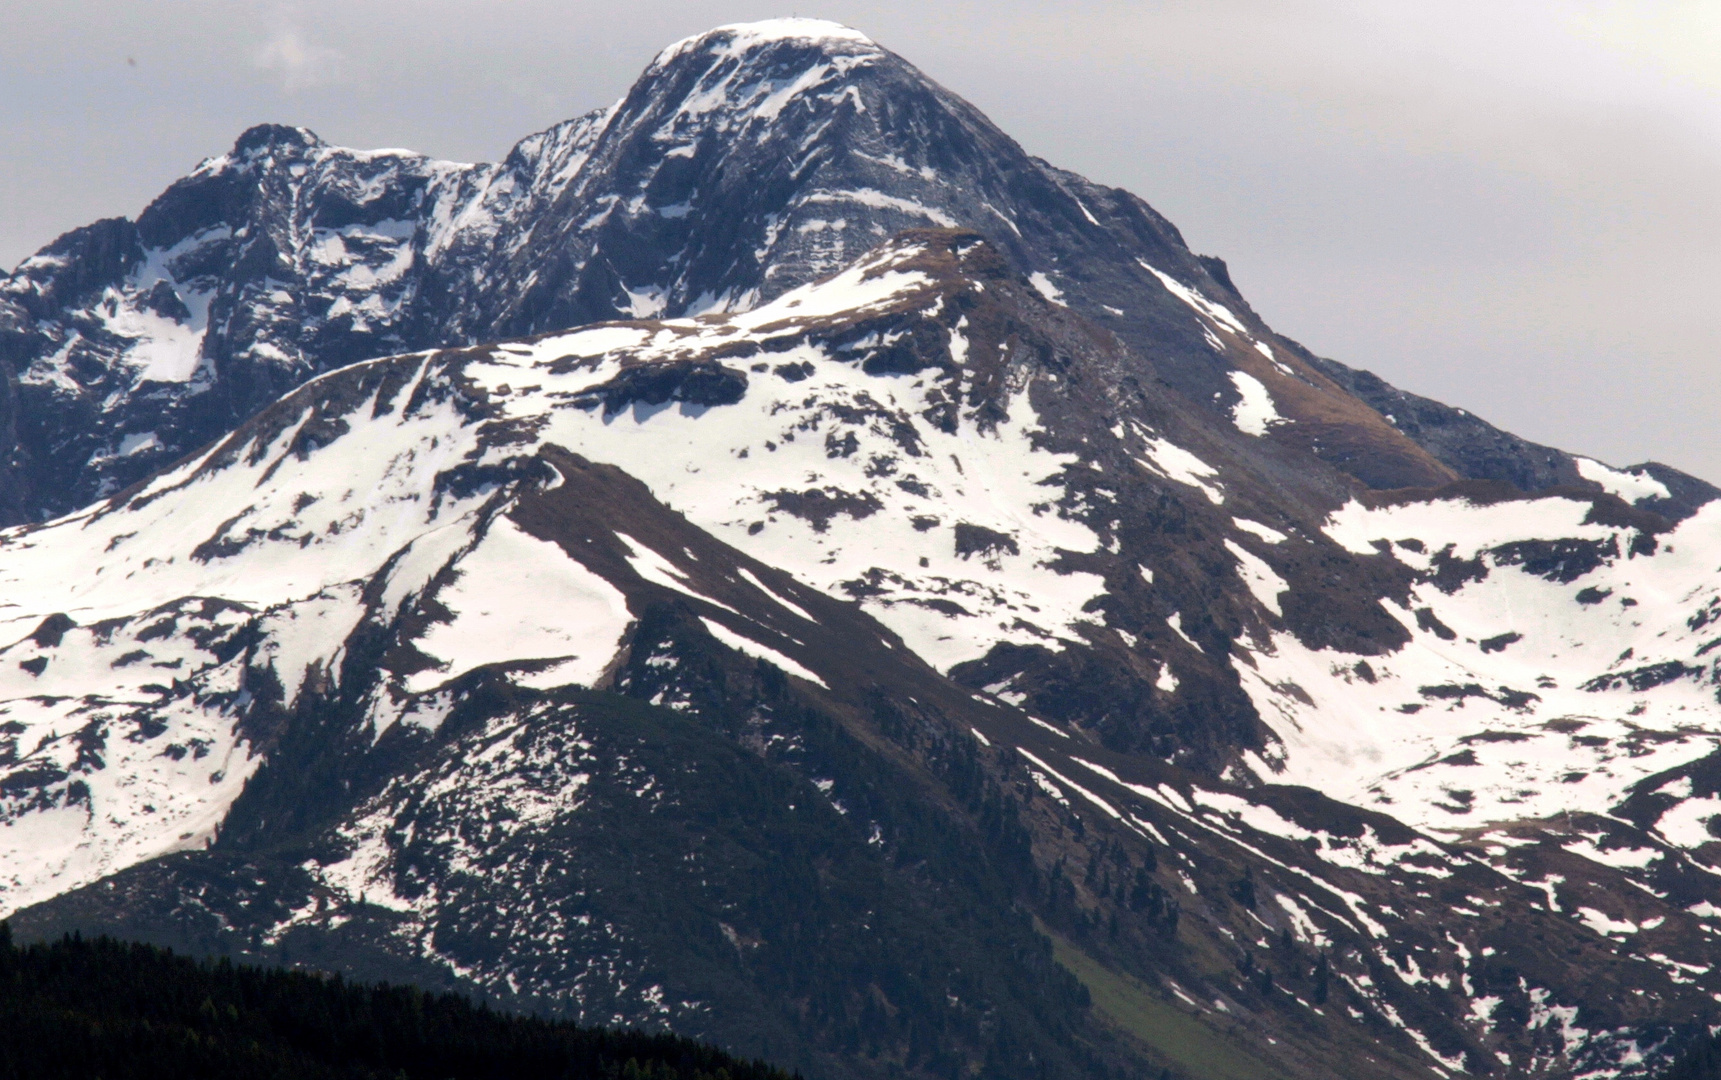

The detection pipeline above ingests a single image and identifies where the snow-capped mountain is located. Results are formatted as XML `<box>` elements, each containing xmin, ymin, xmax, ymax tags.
<box><xmin>3</xmin><ymin>18</ymin><xmax>1719</xmax><ymax>1080</ymax></box>
<box><xmin>1</xmin><ymin>20</ymin><xmax>1709</xmax><ymax>524</ymax></box>
<box><xmin>2</xmin><ymin>223</ymin><xmax>1718</xmax><ymax>1078</ymax></box>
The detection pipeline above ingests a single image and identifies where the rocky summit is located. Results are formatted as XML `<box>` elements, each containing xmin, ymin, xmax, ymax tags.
<box><xmin>2</xmin><ymin>19</ymin><xmax>1719</xmax><ymax>1080</ymax></box>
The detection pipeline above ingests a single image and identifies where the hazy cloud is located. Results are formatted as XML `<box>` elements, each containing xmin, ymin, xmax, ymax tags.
<box><xmin>1572</xmin><ymin>0</ymin><xmax>1721</xmax><ymax>96</ymax></box>
<box><xmin>254</xmin><ymin>23</ymin><xmax>344</xmax><ymax>92</ymax></box>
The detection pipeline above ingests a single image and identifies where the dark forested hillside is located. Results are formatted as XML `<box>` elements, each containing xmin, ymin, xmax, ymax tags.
<box><xmin>0</xmin><ymin>926</ymin><xmax>792</xmax><ymax>1080</ymax></box>
<box><xmin>1662</xmin><ymin>1033</ymin><xmax>1721</xmax><ymax>1080</ymax></box>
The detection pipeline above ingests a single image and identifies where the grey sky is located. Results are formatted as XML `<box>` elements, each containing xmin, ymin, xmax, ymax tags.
<box><xmin>4</xmin><ymin>1</ymin><xmax>1717</xmax><ymax>481</ymax></box>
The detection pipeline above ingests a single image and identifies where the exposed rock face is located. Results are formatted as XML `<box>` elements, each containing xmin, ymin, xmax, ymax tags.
<box><xmin>5</xmin><ymin>20</ymin><xmax>1708</xmax><ymax>522</ymax></box>
<box><xmin>1300</xmin><ymin>346</ymin><xmax>1718</xmax><ymax>518</ymax></box>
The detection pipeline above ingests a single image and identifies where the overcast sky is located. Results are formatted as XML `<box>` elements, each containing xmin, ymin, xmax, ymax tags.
<box><xmin>4</xmin><ymin>1</ymin><xmax>1717</xmax><ymax>480</ymax></box>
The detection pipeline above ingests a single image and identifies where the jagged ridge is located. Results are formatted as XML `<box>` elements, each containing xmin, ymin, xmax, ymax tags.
<box><xmin>2</xmin><ymin>20</ymin><xmax>1708</xmax><ymax>525</ymax></box>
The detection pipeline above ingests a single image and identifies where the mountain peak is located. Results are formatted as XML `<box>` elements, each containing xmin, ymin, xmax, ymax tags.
<box><xmin>229</xmin><ymin>123</ymin><xmax>321</xmax><ymax>157</ymax></box>
<box><xmin>4</xmin><ymin>16</ymin><xmax>1714</xmax><ymax>528</ymax></box>
<box><xmin>653</xmin><ymin>18</ymin><xmax>878</xmax><ymax>68</ymax></box>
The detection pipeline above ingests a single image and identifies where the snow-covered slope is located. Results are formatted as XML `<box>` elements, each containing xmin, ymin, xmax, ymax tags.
<box><xmin>5</xmin><ymin>20</ymin><xmax>1709</xmax><ymax>526</ymax></box>
<box><xmin>1254</xmin><ymin>492</ymin><xmax>1721</xmax><ymax>835</ymax></box>
<box><xmin>3</xmin><ymin>228</ymin><xmax>1720</xmax><ymax>1078</ymax></box>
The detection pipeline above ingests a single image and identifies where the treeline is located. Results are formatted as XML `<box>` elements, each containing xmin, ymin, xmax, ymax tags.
<box><xmin>0</xmin><ymin>925</ymin><xmax>794</xmax><ymax>1080</ymax></box>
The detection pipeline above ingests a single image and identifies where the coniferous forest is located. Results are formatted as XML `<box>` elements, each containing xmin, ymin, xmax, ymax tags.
<box><xmin>0</xmin><ymin>925</ymin><xmax>794</xmax><ymax>1080</ymax></box>
<box><xmin>1662</xmin><ymin>1033</ymin><xmax>1721</xmax><ymax>1080</ymax></box>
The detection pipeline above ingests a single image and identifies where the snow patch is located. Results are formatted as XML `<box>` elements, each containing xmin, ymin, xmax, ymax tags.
<box><xmin>1228</xmin><ymin>370</ymin><xmax>1283</xmax><ymax>437</ymax></box>
<box><xmin>1138</xmin><ymin>261</ymin><xmax>1247</xmax><ymax>334</ymax></box>
<box><xmin>1028</xmin><ymin>272</ymin><xmax>1065</xmax><ymax>305</ymax></box>
<box><xmin>1225</xmin><ymin>539</ymin><xmax>1287</xmax><ymax>616</ymax></box>
<box><xmin>1134</xmin><ymin>430</ymin><xmax>1222</xmax><ymax>505</ymax></box>
<box><xmin>1233</xmin><ymin>518</ymin><xmax>1288</xmax><ymax>544</ymax></box>
<box><xmin>405</xmin><ymin>518</ymin><xmax>631</xmax><ymax>694</ymax></box>
<box><xmin>1575</xmin><ymin>457</ymin><xmax>1671</xmax><ymax>504</ymax></box>
<box><xmin>699</xmin><ymin>617</ymin><xmax>829</xmax><ymax>688</ymax></box>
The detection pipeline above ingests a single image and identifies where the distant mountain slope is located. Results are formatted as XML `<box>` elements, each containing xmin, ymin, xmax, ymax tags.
<box><xmin>5</xmin><ymin>228</ymin><xmax>1721</xmax><ymax>1078</ymax></box>
<box><xmin>1</xmin><ymin>19</ymin><xmax>1707</xmax><ymax>524</ymax></box>
<box><xmin>0</xmin><ymin>928</ymin><xmax>793</xmax><ymax>1080</ymax></box>
<box><xmin>1297</xmin><ymin>344</ymin><xmax>1713</xmax><ymax>518</ymax></box>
